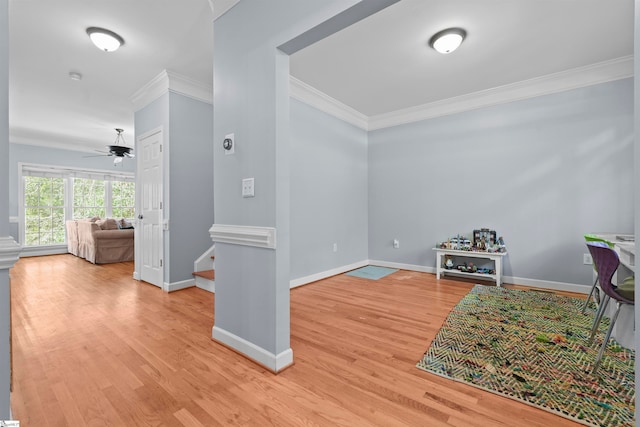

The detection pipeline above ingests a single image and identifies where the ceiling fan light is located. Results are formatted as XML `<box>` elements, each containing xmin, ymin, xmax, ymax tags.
<box><xmin>86</xmin><ymin>27</ymin><xmax>124</xmax><ymax>52</ymax></box>
<box><xmin>429</xmin><ymin>28</ymin><xmax>466</xmax><ymax>54</ymax></box>
<box><xmin>113</xmin><ymin>156</ymin><xmax>123</xmax><ymax>164</ymax></box>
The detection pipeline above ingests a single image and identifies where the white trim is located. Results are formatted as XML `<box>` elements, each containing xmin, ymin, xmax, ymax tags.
<box><xmin>19</xmin><ymin>245</ymin><xmax>67</xmax><ymax>257</ymax></box>
<box><xmin>9</xmin><ymin>216</ymin><xmax>18</xmax><ymax>223</ymax></box>
<box><xmin>194</xmin><ymin>244</ymin><xmax>215</xmax><ymax>273</ymax></box>
<box><xmin>289</xmin><ymin>56</ymin><xmax>633</xmax><ymax>131</ymax></box>
<box><xmin>368</xmin><ymin>56</ymin><xmax>633</xmax><ymax>130</ymax></box>
<box><xmin>290</xmin><ymin>259</ymin><xmax>369</xmax><ymax>288</ymax></box>
<box><xmin>195</xmin><ymin>276</ymin><xmax>215</xmax><ymax>293</ymax></box>
<box><xmin>164</xmin><ymin>278</ymin><xmax>196</xmax><ymax>293</ymax></box>
<box><xmin>168</xmin><ymin>72</ymin><xmax>213</xmax><ymax>105</ymax></box>
<box><xmin>368</xmin><ymin>259</ymin><xmax>436</xmax><ymax>274</ymax></box>
<box><xmin>212</xmin><ymin>325</ymin><xmax>294</xmax><ymax>372</ymax></box>
<box><xmin>501</xmin><ymin>275</ymin><xmax>589</xmax><ymax>294</ymax></box>
<box><xmin>290</xmin><ymin>76</ymin><xmax>369</xmax><ymax>130</ymax></box>
<box><xmin>0</xmin><ymin>237</ymin><xmax>21</xmax><ymax>269</ymax></box>
<box><xmin>209</xmin><ymin>224</ymin><xmax>276</xmax><ymax>249</ymax></box>
<box><xmin>131</xmin><ymin>70</ymin><xmax>213</xmax><ymax>111</ymax></box>
<box><xmin>10</xmin><ymin>130</ymin><xmax>105</xmax><ymax>153</ymax></box>
<box><xmin>367</xmin><ymin>259</ymin><xmax>589</xmax><ymax>294</ymax></box>
<box><xmin>133</xmin><ymin>271</ymin><xmax>140</xmax><ymax>280</ymax></box>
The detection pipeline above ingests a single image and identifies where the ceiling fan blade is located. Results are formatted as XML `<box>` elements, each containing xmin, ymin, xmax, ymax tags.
<box><xmin>124</xmin><ymin>152</ymin><xmax>135</xmax><ymax>158</ymax></box>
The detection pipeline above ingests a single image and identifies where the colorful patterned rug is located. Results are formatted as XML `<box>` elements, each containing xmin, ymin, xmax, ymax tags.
<box><xmin>417</xmin><ymin>285</ymin><xmax>635</xmax><ymax>427</ymax></box>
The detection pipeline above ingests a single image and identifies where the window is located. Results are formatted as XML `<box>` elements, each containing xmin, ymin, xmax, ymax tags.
<box><xmin>111</xmin><ymin>181</ymin><xmax>135</xmax><ymax>219</ymax></box>
<box><xmin>23</xmin><ymin>176</ymin><xmax>66</xmax><ymax>246</ymax></box>
<box><xmin>73</xmin><ymin>178</ymin><xmax>106</xmax><ymax>219</ymax></box>
<box><xmin>20</xmin><ymin>164</ymin><xmax>135</xmax><ymax>248</ymax></box>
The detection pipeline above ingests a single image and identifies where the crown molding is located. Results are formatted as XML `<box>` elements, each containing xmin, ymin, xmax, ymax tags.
<box><xmin>9</xmin><ymin>129</ymin><xmax>102</xmax><ymax>154</ymax></box>
<box><xmin>368</xmin><ymin>56</ymin><xmax>634</xmax><ymax>130</ymax></box>
<box><xmin>131</xmin><ymin>70</ymin><xmax>213</xmax><ymax>111</ymax></box>
<box><xmin>289</xmin><ymin>56</ymin><xmax>632</xmax><ymax>131</ymax></box>
<box><xmin>289</xmin><ymin>76</ymin><xmax>369</xmax><ymax>130</ymax></box>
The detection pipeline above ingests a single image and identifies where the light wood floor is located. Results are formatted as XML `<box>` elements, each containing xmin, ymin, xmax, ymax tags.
<box><xmin>10</xmin><ymin>254</ymin><xmax>585</xmax><ymax>426</ymax></box>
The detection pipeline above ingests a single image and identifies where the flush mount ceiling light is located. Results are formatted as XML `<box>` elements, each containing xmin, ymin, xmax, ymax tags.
<box><xmin>86</xmin><ymin>27</ymin><xmax>124</xmax><ymax>52</ymax></box>
<box><xmin>429</xmin><ymin>27</ymin><xmax>466</xmax><ymax>54</ymax></box>
<box><xmin>68</xmin><ymin>71</ymin><xmax>82</xmax><ymax>81</ymax></box>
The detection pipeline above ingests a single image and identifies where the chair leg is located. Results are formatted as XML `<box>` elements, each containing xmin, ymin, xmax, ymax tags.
<box><xmin>592</xmin><ymin>302</ymin><xmax>622</xmax><ymax>374</ymax></box>
<box><xmin>582</xmin><ymin>275</ymin><xmax>599</xmax><ymax>314</ymax></box>
<box><xmin>588</xmin><ymin>295</ymin><xmax>610</xmax><ymax>345</ymax></box>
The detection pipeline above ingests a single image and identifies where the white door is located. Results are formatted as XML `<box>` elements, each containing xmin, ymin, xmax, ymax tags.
<box><xmin>138</xmin><ymin>129</ymin><xmax>163</xmax><ymax>288</ymax></box>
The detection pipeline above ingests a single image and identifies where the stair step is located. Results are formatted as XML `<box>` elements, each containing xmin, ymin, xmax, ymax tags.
<box><xmin>193</xmin><ymin>269</ymin><xmax>215</xmax><ymax>281</ymax></box>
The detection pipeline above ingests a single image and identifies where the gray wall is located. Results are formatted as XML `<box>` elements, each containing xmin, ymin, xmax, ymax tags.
<box><xmin>134</xmin><ymin>91</ymin><xmax>214</xmax><ymax>285</ymax></box>
<box><xmin>368</xmin><ymin>78</ymin><xmax>634</xmax><ymax>287</ymax></box>
<box><xmin>168</xmin><ymin>92</ymin><xmax>214</xmax><ymax>283</ymax></box>
<box><xmin>213</xmin><ymin>0</ymin><xmax>357</xmax><ymax>359</ymax></box>
<box><xmin>8</xmin><ymin>143</ymin><xmax>135</xmax><ymax>243</ymax></box>
<box><xmin>290</xmin><ymin>99</ymin><xmax>368</xmax><ymax>280</ymax></box>
<box><xmin>633</xmin><ymin>0</ymin><xmax>639</xmax><ymax>419</ymax></box>
<box><xmin>0</xmin><ymin>0</ymin><xmax>9</xmax><ymax>418</ymax></box>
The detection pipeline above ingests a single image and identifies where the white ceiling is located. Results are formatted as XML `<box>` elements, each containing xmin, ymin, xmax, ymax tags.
<box><xmin>290</xmin><ymin>0</ymin><xmax>634</xmax><ymax>117</ymax></box>
<box><xmin>8</xmin><ymin>0</ymin><xmax>634</xmax><ymax>153</ymax></box>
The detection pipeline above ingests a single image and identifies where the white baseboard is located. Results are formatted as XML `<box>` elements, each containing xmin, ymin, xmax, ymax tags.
<box><xmin>369</xmin><ymin>259</ymin><xmax>588</xmax><ymax>294</ymax></box>
<box><xmin>502</xmin><ymin>275</ymin><xmax>589</xmax><ymax>294</ymax></box>
<box><xmin>195</xmin><ymin>276</ymin><xmax>215</xmax><ymax>293</ymax></box>
<box><xmin>368</xmin><ymin>259</ymin><xmax>436</xmax><ymax>274</ymax></box>
<box><xmin>289</xmin><ymin>259</ymin><xmax>369</xmax><ymax>288</ymax></box>
<box><xmin>19</xmin><ymin>246</ymin><xmax>68</xmax><ymax>257</ymax></box>
<box><xmin>164</xmin><ymin>278</ymin><xmax>195</xmax><ymax>293</ymax></box>
<box><xmin>212</xmin><ymin>325</ymin><xmax>293</xmax><ymax>372</ymax></box>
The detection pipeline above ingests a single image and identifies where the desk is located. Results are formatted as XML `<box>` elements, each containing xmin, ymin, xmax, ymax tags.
<box><xmin>590</xmin><ymin>233</ymin><xmax>635</xmax><ymax>349</ymax></box>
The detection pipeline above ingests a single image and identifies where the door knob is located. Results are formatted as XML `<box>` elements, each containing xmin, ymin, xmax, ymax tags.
<box><xmin>138</xmin><ymin>214</ymin><xmax>143</xmax><ymax>220</ymax></box>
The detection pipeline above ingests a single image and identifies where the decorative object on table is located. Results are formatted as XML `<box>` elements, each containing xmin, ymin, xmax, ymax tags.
<box><xmin>417</xmin><ymin>285</ymin><xmax>635</xmax><ymax>427</ymax></box>
<box><xmin>444</xmin><ymin>255</ymin><xmax>454</xmax><ymax>269</ymax></box>
<box><xmin>438</xmin><ymin>230</ymin><xmax>505</xmax><ymax>253</ymax></box>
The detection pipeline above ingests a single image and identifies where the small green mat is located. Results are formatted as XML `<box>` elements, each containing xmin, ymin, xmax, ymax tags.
<box><xmin>417</xmin><ymin>285</ymin><xmax>635</xmax><ymax>427</ymax></box>
<box><xmin>345</xmin><ymin>265</ymin><xmax>398</xmax><ymax>280</ymax></box>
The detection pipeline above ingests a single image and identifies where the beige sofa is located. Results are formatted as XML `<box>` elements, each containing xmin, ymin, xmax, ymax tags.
<box><xmin>66</xmin><ymin>218</ymin><xmax>134</xmax><ymax>264</ymax></box>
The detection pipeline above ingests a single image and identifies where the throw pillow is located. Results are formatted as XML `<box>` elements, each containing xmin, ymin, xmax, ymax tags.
<box><xmin>118</xmin><ymin>218</ymin><xmax>134</xmax><ymax>229</ymax></box>
<box><xmin>97</xmin><ymin>218</ymin><xmax>119</xmax><ymax>230</ymax></box>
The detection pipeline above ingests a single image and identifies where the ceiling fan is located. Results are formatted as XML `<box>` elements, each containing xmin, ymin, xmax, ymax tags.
<box><xmin>87</xmin><ymin>128</ymin><xmax>135</xmax><ymax>164</ymax></box>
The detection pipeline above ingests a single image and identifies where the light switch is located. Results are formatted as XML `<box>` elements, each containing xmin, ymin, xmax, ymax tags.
<box><xmin>242</xmin><ymin>178</ymin><xmax>255</xmax><ymax>198</ymax></box>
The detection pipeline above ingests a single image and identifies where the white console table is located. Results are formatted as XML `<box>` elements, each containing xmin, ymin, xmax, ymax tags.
<box><xmin>434</xmin><ymin>248</ymin><xmax>508</xmax><ymax>286</ymax></box>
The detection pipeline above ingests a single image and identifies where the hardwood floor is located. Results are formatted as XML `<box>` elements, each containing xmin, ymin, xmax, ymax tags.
<box><xmin>10</xmin><ymin>254</ymin><xmax>585</xmax><ymax>426</ymax></box>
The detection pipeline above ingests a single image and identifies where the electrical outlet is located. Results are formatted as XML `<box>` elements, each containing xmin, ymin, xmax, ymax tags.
<box><xmin>333</xmin><ymin>243</ymin><xmax>338</xmax><ymax>252</ymax></box>
<box><xmin>393</xmin><ymin>239</ymin><xmax>399</xmax><ymax>249</ymax></box>
<box><xmin>583</xmin><ymin>253</ymin><xmax>593</xmax><ymax>265</ymax></box>
<box><xmin>242</xmin><ymin>178</ymin><xmax>254</xmax><ymax>198</ymax></box>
